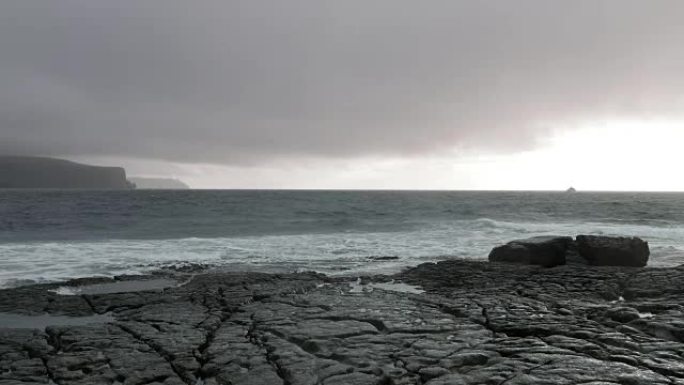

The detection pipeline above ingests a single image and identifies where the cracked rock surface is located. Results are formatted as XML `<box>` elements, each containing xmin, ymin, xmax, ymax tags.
<box><xmin>2</xmin><ymin>261</ymin><xmax>684</xmax><ymax>384</ymax></box>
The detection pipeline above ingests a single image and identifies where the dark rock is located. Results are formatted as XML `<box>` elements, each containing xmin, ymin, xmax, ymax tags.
<box><xmin>605</xmin><ymin>307</ymin><xmax>641</xmax><ymax>323</ymax></box>
<box><xmin>368</xmin><ymin>256</ymin><xmax>400</xmax><ymax>261</ymax></box>
<box><xmin>425</xmin><ymin>374</ymin><xmax>468</xmax><ymax>385</ymax></box>
<box><xmin>448</xmin><ymin>352</ymin><xmax>491</xmax><ymax>367</ymax></box>
<box><xmin>576</xmin><ymin>235</ymin><xmax>650</xmax><ymax>267</ymax></box>
<box><xmin>564</xmin><ymin>240</ymin><xmax>590</xmax><ymax>265</ymax></box>
<box><xmin>488</xmin><ymin>236</ymin><xmax>574</xmax><ymax>267</ymax></box>
<box><xmin>2</xmin><ymin>262</ymin><xmax>684</xmax><ymax>384</ymax></box>
<box><xmin>419</xmin><ymin>366</ymin><xmax>449</xmax><ymax>381</ymax></box>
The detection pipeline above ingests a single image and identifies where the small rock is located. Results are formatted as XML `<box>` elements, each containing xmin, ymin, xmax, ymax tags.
<box><xmin>449</xmin><ymin>352</ymin><xmax>491</xmax><ymax>367</ymax></box>
<box><xmin>419</xmin><ymin>366</ymin><xmax>449</xmax><ymax>381</ymax></box>
<box><xmin>606</xmin><ymin>307</ymin><xmax>641</xmax><ymax>323</ymax></box>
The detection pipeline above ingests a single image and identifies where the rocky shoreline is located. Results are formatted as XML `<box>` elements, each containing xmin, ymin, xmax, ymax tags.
<box><xmin>1</xmin><ymin>257</ymin><xmax>684</xmax><ymax>384</ymax></box>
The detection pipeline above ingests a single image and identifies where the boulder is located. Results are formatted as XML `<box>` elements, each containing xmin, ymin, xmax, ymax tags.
<box><xmin>488</xmin><ymin>236</ymin><xmax>574</xmax><ymax>267</ymax></box>
<box><xmin>576</xmin><ymin>235</ymin><xmax>649</xmax><ymax>267</ymax></box>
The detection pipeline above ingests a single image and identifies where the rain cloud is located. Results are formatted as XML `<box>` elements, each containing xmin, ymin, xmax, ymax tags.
<box><xmin>1</xmin><ymin>1</ymin><xmax>683</xmax><ymax>165</ymax></box>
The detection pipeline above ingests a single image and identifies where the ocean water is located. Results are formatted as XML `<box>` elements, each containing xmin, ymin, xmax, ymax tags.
<box><xmin>1</xmin><ymin>190</ymin><xmax>684</xmax><ymax>287</ymax></box>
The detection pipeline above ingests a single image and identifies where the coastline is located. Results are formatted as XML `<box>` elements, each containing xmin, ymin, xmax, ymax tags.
<box><xmin>2</xmin><ymin>259</ymin><xmax>684</xmax><ymax>384</ymax></box>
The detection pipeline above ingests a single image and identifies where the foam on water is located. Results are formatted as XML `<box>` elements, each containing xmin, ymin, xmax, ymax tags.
<box><xmin>50</xmin><ymin>279</ymin><xmax>178</xmax><ymax>296</ymax></box>
<box><xmin>1</xmin><ymin>217</ymin><xmax>683</xmax><ymax>288</ymax></box>
<box><xmin>349</xmin><ymin>279</ymin><xmax>425</xmax><ymax>294</ymax></box>
<box><xmin>3</xmin><ymin>191</ymin><xmax>684</xmax><ymax>288</ymax></box>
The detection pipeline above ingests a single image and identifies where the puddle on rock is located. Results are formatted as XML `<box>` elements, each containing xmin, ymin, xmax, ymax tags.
<box><xmin>349</xmin><ymin>279</ymin><xmax>425</xmax><ymax>294</ymax></box>
<box><xmin>50</xmin><ymin>278</ymin><xmax>178</xmax><ymax>296</ymax></box>
<box><xmin>0</xmin><ymin>312</ymin><xmax>114</xmax><ymax>329</ymax></box>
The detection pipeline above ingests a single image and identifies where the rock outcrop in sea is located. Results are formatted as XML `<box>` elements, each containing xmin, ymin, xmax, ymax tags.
<box><xmin>576</xmin><ymin>235</ymin><xmax>650</xmax><ymax>267</ymax></box>
<box><xmin>1</xmin><ymin>237</ymin><xmax>682</xmax><ymax>384</ymax></box>
<box><xmin>489</xmin><ymin>235</ymin><xmax>650</xmax><ymax>267</ymax></box>
<box><xmin>488</xmin><ymin>236</ymin><xmax>574</xmax><ymax>267</ymax></box>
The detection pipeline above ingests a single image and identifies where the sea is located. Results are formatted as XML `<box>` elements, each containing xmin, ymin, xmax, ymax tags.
<box><xmin>1</xmin><ymin>190</ymin><xmax>684</xmax><ymax>288</ymax></box>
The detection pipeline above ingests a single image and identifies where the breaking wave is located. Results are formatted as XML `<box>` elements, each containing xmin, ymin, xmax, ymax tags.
<box><xmin>2</xmin><ymin>190</ymin><xmax>684</xmax><ymax>287</ymax></box>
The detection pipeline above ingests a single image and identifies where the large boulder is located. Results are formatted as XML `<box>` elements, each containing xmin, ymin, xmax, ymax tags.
<box><xmin>576</xmin><ymin>235</ymin><xmax>649</xmax><ymax>267</ymax></box>
<box><xmin>488</xmin><ymin>236</ymin><xmax>574</xmax><ymax>267</ymax></box>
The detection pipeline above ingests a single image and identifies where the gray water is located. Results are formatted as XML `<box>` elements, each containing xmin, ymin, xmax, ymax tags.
<box><xmin>1</xmin><ymin>190</ymin><xmax>683</xmax><ymax>287</ymax></box>
<box><xmin>0</xmin><ymin>312</ymin><xmax>113</xmax><ymax>329</ymax></box>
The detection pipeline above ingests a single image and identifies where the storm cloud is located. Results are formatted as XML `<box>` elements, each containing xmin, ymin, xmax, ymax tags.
<box><xmin>1</xmin><ymin>1</ymin><xmax>683</xmax><ymax>165</ymax></box>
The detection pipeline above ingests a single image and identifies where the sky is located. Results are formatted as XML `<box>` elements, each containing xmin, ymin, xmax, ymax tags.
<box><xmin>2</xmin><ymin>1</ymin><xmax>684</xmax><ymax>190</ymax></box>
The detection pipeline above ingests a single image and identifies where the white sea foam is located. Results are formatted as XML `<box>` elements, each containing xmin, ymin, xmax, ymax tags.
<box><xmin>49</xmin><ymin>286</ymin><xmax>82</xmax><ymax>296</ymax></box>
<box><xmin>1</xmin><ymin>218</ymin><xmax>683</xmax><ymax>288</ymax></box>
<box><xmin>348</xmin><ymin>279</ymin><xmax>425</xmax><ymax>294</ymax></box>
<box><xmin>50</xmin><ymin>279</ymin><xmax>177</xmax><ymax>296</ymax></box>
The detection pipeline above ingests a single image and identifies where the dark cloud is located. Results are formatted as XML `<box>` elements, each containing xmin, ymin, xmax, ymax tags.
<box><xmin>1</xmin><ymin>1</ymin><xmax>683</xmax><ymax>165</ymax></box>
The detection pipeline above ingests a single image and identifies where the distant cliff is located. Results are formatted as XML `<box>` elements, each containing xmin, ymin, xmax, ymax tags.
<box><xmin>0</xmin><ymin>156</ymin><xmax>133</xmax><ymax>189</ymax></box>
<box><xmin>128</xmin><ymin>177</ymin><xmax>190</xmax><ymax>190</ymax></box>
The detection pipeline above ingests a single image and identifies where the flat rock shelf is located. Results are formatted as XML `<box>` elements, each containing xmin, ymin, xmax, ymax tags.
<box><xmin>1</xmin><ymin>260</ymin><xmax>684</xmax><ymax>385</ymax></box>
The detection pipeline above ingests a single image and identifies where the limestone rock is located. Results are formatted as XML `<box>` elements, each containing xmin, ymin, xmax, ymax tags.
<box><xmin>576</xmin><ymin>235</ymin><xmax>649</xmax><ymax>267</ymax></box>
<box><xmin>488</xmin><ymin>236</ymin><xmax>573</xmax><ymax>267</ymax></box>
<box><xmin>2</xmin><ymin>261</ymin><xmax>684</xmax><ymax>384</ymax></box>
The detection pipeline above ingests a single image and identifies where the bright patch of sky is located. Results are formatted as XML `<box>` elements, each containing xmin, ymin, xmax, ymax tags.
<box><xmin>76</xmin><ymin>120</ymin><xmax>683</xmax><ymax>191</ymax></box>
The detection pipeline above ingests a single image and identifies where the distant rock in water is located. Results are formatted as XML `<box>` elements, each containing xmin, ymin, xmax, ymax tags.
<box><xmin>0</xmin><ymin>156</ymin><xmax>132</xmax><ymax>189</ymax></box>
<box><xmin>489</xmin><ymin>235</ymin><xmax>650</xmax><ymax>267</ymax></box>
<box><xmin>566</xmin><ymin>187</ymin><xmax>577</xmax><ymax>193</ymax></box>
<box><xmin>128</xmin><ymin>177</ymin><xmax>190</xmax><ymax>190</ymax></box>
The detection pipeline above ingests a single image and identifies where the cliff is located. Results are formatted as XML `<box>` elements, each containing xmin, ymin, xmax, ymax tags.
<box><xmin>0</xmin><ymin>156</ymin><xmax>132</xmax><ymax>189</ymax></box>
<box><xmin>128</xmin><ymin>177</ymin><xmax>190</xmax><ymax>189</ymax></box>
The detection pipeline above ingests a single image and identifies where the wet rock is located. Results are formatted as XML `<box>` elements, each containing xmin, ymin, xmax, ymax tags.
<box><xmin>448</xmin><ymin>352</ymin><xmax>491</xmax><ymax>367</ymax></box>
<box><xmin>488</xmin><ymin>236</ymin><xmax>574</xmax><ymax>267</ymax></box>
<box><xmin>1</xmin><ymin>262</ymin><xmax>684</xmax><ymax>384</ymax></box>
<box><xmin>323</xmin><ymin>372</ymin><xmax>382</xmax><ymax>385</ymax></box>
<box><xmin>576</xmin><ymin>235</ymin><xmax>650</xmax><ymax>267</ymax></box>
<box><xmin>424</xmin><ymin>374</ymin><xmax>468</xmax><ymax>385</ymax></box>
<box><xmin>605</xmin><ymin>307</ymin><xmax>641</xmax><ymax>323</ymax></box>
<box><xmin>368</xmin><ymin>256</ymin><xmax>400</xmax><ymax>261</ymax></box>
<box><xmin>419</xmin><ymin>366</ymin><xmax>449</xmax><ymax>381</ymax></box>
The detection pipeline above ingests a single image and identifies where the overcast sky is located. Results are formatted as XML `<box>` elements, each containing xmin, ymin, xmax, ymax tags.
<box><xmin>2</xmin><ymin>1</ymin><xmax>684</xmax><ymax>189</ymax></box>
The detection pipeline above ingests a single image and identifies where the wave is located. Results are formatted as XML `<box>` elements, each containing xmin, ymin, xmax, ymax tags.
<box><xmin>1</xmin><ymin>217</ymin><xmax>684</xmax><ymax>288</ymax></box>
